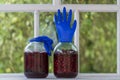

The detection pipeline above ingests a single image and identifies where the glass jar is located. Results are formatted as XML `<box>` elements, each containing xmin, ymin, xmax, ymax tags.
<box><xmin>24</xmin><ymin>42</ymin><xmax>48</xmax><ymax>78</ymax></box>
<box><xmin>54</xmin><ymin>42</ymin><xmax>78</xmax><ymax>78</ymax></box>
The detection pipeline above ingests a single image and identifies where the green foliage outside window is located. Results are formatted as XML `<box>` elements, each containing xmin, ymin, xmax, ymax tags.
<box><xmin>80</xmin><ymin>12</ymin><xmax>116</xmax><ymax>73</ymax></box>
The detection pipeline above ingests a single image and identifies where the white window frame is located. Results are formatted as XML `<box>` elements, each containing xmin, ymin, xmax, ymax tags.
<box><xmin>0</xmin><ymin>0</ymin><xmax>120</xmax><ymax>79</ymax></box>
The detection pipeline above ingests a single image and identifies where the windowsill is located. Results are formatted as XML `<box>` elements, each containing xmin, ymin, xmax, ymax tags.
<box><xmin>0</xmin><ymin>73</ymin><xmax>120</xmax><ymax>80</ymax></box>
<box><xmin>0</xmin><ymin>73</ymin><xmax>79</xmax><ymax>80</ymax></box>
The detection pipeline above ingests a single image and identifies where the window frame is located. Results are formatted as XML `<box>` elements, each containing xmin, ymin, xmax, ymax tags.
<box><xmin>0</xmin><ymin>0</ymin><xmax>119</xmax><ymax>79</ymax></box>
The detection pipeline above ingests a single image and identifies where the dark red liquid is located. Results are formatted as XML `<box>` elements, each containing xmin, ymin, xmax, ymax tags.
<box><xmin>24</xmin><ymin>52</ymin><xmax>48</xmax><ymax>78</ymax></box>
<box><xmin>54</xmin><ymin>50</ymin><xmax>78</xmax><ymax>78</ymax></box>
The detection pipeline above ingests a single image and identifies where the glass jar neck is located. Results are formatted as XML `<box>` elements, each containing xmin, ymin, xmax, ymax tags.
<box><xmin>54</xmin><ymin>42</ymin><xmax>77</xmax><ymax>52</ymax></box>
<box><xmin>58</xmin><ymin>42</ymin><xmax>73</xmax><ymax>47</ymax></box>
<box><xmin>59</xmin><ymin>42</ymin><xmax>72</xmax><ymax>44</ymax></box>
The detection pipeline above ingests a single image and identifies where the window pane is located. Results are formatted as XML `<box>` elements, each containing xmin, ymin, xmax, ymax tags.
<box><xmin>40</xmin><ymin>12</ymin><xmax>57</xmax><ymax>73</ymax></box>
<box><xmin>80</xmin><ymin>12</ymin><xmax>117</xmax><ymax>73</ymax></box>
<box><xmin>0</xmin><ymin>12</ymin><xmax>33</xmax><ymax>73</ymax></box>
<box><xmin>62</xmin><ymin>0</ymin><xmax>116</xmax><ymax>4</ymax></box>
<box><xmin>0</xmin><ymin>0</ymin><xmax>52</xmax><ymax>4</ymax></box>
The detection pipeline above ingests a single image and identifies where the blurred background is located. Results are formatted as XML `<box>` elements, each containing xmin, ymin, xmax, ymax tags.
<box><xmin>0</xmin><ymin>0</ymin><xmax>117</xmax><ymax>73</ymax></box>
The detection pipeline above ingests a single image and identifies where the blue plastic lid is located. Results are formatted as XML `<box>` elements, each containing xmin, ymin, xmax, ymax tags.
<box><xmin>30</xmin><ymin>36</ymin><xmax>53</xmax><ymax>56</ymax></box>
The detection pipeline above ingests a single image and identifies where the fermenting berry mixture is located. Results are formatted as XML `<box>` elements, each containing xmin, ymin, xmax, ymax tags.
<box><xmin>24</xmin><ymin>52</ymin><xmax>48</xmax><ymax>78</ymax></box>
<box><xmin>54</xmin><ymin>49</ymin><xmax>78</xmax><ymax>78</ymax></box>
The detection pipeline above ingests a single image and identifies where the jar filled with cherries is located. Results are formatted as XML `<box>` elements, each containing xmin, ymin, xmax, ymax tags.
<box><xmin>24</xmin><ymin>36</ymin><xmax>53</xmax><ymax>78</ymax></box>
<box><xmin>53</xmin><ymin>42</ymin><xmax>78</xmax><ymax>78</ymax></box>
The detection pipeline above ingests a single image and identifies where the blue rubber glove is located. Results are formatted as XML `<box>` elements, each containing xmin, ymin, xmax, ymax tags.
<box><xmin>30</xmin><ymin>36</ymin><xmax>53</xmax><ymax>56</ymax></box>
<box><xmin>54</xmin><ymin>7</ymin><xmax>77</xmax><ymax>42</ymax></box>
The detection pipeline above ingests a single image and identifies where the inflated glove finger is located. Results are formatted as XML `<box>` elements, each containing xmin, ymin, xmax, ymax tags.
<box><xmin>63</xmin><ymin>7</ymin><xmax>67</xmax><ymax>22</ymax></box>
<box><xmin>67</xmin><ymin>9</ymin><xmax>72</xmax><ymax>25</ymax></box>
<box><xmin>58</xmin><ymin>9</ymin><xmax>62</xmax><ymax>22</ymax></box>
<box><xmin>72</xmin><ymin>20</ymin><xmax>77</xmax><ymax>32</ymax></box>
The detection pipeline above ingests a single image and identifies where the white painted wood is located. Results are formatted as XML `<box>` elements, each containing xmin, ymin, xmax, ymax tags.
<box><xmin>117</xmin><ymin>11</ymin><xmax>120</xmax><ymax>74</ymax></box>
<box><xmin>0</xmin><ymin>73</ymin><xmax>78</xmax><ymax>80</ymax></box>
<box><xmin>79</xmin><ymin>73</ymin><xmax>120</xmax><ymax>80</ymax></box>
<box><xmin>0</xmin><ymin>4</ymin><xmax>119</xmax><ymax>12</ymax></box>
<box><xmin>34</xmin><ymin>11</ymin><xmax>39</xmax><ymax>37</ymax></box>
<box><xmin>74</xmin><ymin>10</ymin><xmax>79</xmax><ymax>53</ymax></box>
<box><xmin>0</xmin><ymin>73</ymin><xmax>120</xmax><ymax>80</ymax></box>
<box><xmin>74</xmin><ymin>10</ymin><xmax>80</xmax><ymax>78</ymax></box>
<box><xmin>117</xmin><ymin>0</ymin><xmax>120</xmax><ymax>5</ymax></box>
<box><xmin>53</xmin><ymin>0</ymin><xmax>61</xmax><ymax>6</ymax></box>
<box><xmin>62</xmin><ymin>4</ymin><xmax>119</xmax><ymax>12</ymax></box>
<box><xmin>117</xmin><ymin>0</ymin><xmax>120</xmax><ymax>75</ymax></box>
